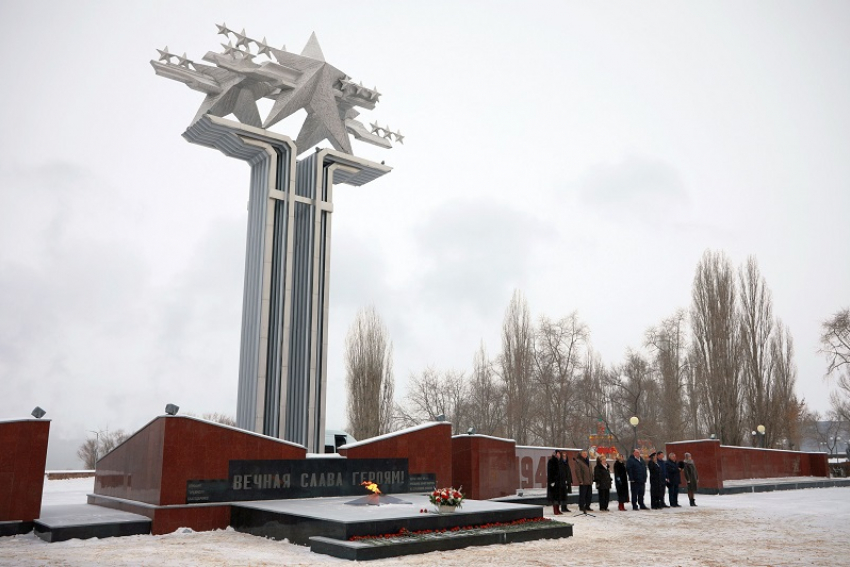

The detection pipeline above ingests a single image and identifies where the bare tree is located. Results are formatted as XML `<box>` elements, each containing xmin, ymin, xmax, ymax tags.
<box><xmin>201</xmin><ymin>412</ymin><xmax>237</xmax><ymax>426</ymax></box>
<box><xmin>345</xmin><ymin>306</ymin><xmax>395</xmax><ymax>439</ymax></box>
<box><xmin>820</xmin><ymin>308</ymin><xmax>850</xmax><ymax>424</ymax></box>
<box><xmin>690</xmin><ymin>250</ymin><xmax>744</xmax><ymax>445</ymax></box>
<box><xmin>184</xmin><ymin>412</ymin><xmax>238</xmax><ymax>426</ymax></box>
<box><xmin>530</xmin><ymin>313</ymin><xmax>587</xmax><ymax>447</ymax></box>
<box><xmin>500</xmin><ymin>290</ymin><xmax>534</xmax><ymax>445</ymax></box>
<box><xmin>738</xmin><ymin>256</ymin><xmax>777</xmax><ymax>444</ymax></box>
<box><xmin>645</xmin><ymin>309</ymin><xmax>690</xmax><ymax>442</ymax></box>
<box><xmin>396</xmin><ymin>367</ymin><xmax>467</xmax><ymax>430</ymax></box>
<box><xmin>770</xmin><ymin>321</ymin><xmax>802</xmax><ymax>448</ymax></box>
<box><xmin>77</xmin><ymin>429</ymin><xmax>130</xmax><ymax>469</ymax></box>
<box><xmin>467</xmin><ymin>343</ymin><xmax>506</xmax><ymax>437</ymax></box>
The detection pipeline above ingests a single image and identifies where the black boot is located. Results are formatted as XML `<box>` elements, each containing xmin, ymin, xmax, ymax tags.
<box><xmin>690</xmin><ymin>499</ymin><xmax>697</xmax><ymax>507</ymax></box>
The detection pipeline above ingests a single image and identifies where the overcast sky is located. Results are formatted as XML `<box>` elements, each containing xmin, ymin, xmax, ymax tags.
<box><xmin>1</xmin><ymin>1</ymin><xmax>848</xmax><ymax>467</ymax></box>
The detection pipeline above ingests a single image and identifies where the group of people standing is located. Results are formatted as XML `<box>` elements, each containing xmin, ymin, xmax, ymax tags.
<box><xmin>547</xmin><ymin>448</ymin><xmax>699</xmax><ymax>514</ymax></box>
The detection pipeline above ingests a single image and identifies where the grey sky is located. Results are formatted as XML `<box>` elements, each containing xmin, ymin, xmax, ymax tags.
<box><xmin>1</xmin><ymin>1</ymin><xmax>848</xmax><ymax>467</ymax></box>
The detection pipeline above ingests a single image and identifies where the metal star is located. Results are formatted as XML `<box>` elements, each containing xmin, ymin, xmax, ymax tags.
<box><xmin>234</xmin><ymin>28</ymin><xmax>252</xmax><ymax>49</ymax></box>
<box><xmin>370</xmin><ymin>121</ymin><xmax>381</xmax><ymax>134</ymax></box>
<box><xmin>393</xmin><ymin>130</ymin><xmax>404</xmax><ymax>144</ymax></box>
<box><xmin>157</xmin><ymin>46</ymin><xmax>173</xmax><ymax>63</ymax></box>
<box><xmin>221</xmin><ymin>41</ymin><xmax>237</xmax><ymax>56</ymax></box>
<box><xmin>256</xmin><ymin>37</ymin><xmax>272</xmax><ymax>56</ymax></box>
<box><xmin>382</xmin><ymin>126</ymin><xmax>393</xmax><ymax>139</ymax></box>
<box><xmin>216</xmin><ymin>23</ymin><xmax>231</xmax><ymax>37</ymax></box>
<box><xmin>176</xmin><ymin>53</ymin><xmax>193</xmax><ymax>69</ymax></box>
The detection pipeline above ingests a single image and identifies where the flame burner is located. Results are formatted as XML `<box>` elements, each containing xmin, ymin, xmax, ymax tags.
<box><xmin>346</xmin><ymin>481</ymin><xmax>411</xmax><ymax>506</ymax></box>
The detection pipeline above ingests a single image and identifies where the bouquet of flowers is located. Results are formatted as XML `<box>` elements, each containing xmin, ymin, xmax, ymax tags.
<box><xmin>429</xmin><ymin>486</ymin><xmax>465</xmax><ymax>508</ymax></box>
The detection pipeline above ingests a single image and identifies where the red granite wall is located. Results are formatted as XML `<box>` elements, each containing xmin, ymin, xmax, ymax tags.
<box><xmin>94</xmin><ymin>415</ymin><xmax>306</xmax><ymax>506</ymax></box>
<box><xmin>339</xmin><ymin>423</ymin><xmax>453</xmax><ymax>488</ymax></box>
<box><xmin>0</xmin><ymin>419</ymin><xmax>50</xmax><ymax>522</ymax></box>
<box><xmin>452</xmin><ymin>435</ymin><xmax>518</xmax><ymax>500</ymax></box>
<box><xmin>666</xmin><ymin>440</ymin><xmax>723</xmax><ymax>490</ymax></box>
<box><xmin>666</xmin><ymin>439</ymin><xmax>830</xmax><ymax>491</ymax></box>
<box><xmin>719</xmin><ymin>446</ymin><xmax>828</xmax><ymax>481</ymax></box>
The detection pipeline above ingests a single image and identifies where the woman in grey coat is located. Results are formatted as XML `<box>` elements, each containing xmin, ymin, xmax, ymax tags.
<box><xmin>680</xmin><ymin>452</ymin><xmax>699</xmax><ymax>506</ymax></box>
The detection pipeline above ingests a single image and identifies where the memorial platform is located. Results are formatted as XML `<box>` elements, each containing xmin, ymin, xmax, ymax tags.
<box><xmin>33</xmin><ymin>503</ymin><xmax>151</xmax><ymax>543</ymax></box>
<box><xmin>230</xmin><ymin>494</ymin><xmax>571</xmax><ymax>561</ymax></box>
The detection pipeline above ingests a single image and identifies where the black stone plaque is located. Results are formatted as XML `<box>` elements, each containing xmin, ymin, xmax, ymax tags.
<box><xmin>186</xmin><ymin>479</ymin><xmax>230</xmax><ymax>503</ymax></box>
<box><xmin>408</xmin><ymin>473</ymin><xmax>437</xmax><ymax>493</ymax></box>
<box><xmin>184</xmin><ymin>458</ymin><xmax>409</xmax><ymax>503</ymax></box>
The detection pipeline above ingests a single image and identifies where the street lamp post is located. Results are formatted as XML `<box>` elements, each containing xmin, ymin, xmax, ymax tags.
<box><xmin>629</xmin><ymin>416</ymin><xmax>640</xmax><ymax>450</ymax></box>
<box><xmin>757</xmin><ymin>424</ymin><xmax>766</xmax><ymax>448</ymax></box>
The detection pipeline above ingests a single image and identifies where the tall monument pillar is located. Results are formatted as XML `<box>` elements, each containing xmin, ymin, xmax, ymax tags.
<box><xmin>152</xmin><ymin>27</ymin><xmax>400</xmax><ymax>452</ymax></box>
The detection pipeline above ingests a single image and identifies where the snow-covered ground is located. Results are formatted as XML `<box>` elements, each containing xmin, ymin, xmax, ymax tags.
<box><xmin>2</xmin><ymin>478</ymin><xmax>849</xmax><ymax>566</ymax></box>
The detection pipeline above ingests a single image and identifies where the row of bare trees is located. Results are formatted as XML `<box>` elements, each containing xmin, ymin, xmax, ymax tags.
<box><xmin>382</xmin><ymin>250</ymin><xmax>808</xmax><ymax>452</ymax></box>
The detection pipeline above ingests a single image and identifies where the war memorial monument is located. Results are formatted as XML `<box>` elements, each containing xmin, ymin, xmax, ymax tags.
<box><xmin>2</xmin><ymin>24</ymin><xmax>834</xmax><ymax>561</ymax></box>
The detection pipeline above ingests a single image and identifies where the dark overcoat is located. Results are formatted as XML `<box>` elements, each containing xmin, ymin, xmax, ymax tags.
<box><xmin>594</xmin><ymin>462</ymin><xmax>612</xmax><ymax>490</ymax></box>
<box><xmin>665</xmin><ymin>459</ymin><xmax>681</xmax><ymax>486</ymax></box>
<box><xmin>648</xmin><ymin>460</ymin><xmax>663</xmax><ymax>491</ymax></box>
<box><xmin>558</xmin><ymin>456</ymin><xmax>573</xmax><ymax>499</ymax></box>
<box><xmin>613</xmin><ymin>459</ymin><xmax>629</xmax><ymax>502</ymax></box>
<box><xmin>547</xmin><ymin>455</ymin><xmax>560</xmax><ymax>502</ymax></box>
<box><xmin>626</xmin><ymin>455</ymin><xmax>647</xmax><ymax>483</ymax></box>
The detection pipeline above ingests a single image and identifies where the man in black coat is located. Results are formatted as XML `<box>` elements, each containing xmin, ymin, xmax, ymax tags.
<box><xmin>665</xmin><ymin>451</ymin><xmax>682</xmax><ymax>507</ymax></box>
<box><xmin>625</xmin><ymin>449</ymin><xmax>648</xmax><ymax>510</ymax></box>
<box><xmin>648</xmin><ymin>452</ymin><xmax>662</xmax><ymax>509</ymax></box>
<box><xmin>656</xmin><ymin>451</ymin><xmax>669</xmax><ymax>508</ymax></box>
<box><xmin>558</xmin><ymin>451</ymin><xmax>573</xmax><ymax>512</ymax></box>
<box><xmin>547</xmin><ymin>451</ymin><xmax>562</xmax><ymax>514</ymax></box>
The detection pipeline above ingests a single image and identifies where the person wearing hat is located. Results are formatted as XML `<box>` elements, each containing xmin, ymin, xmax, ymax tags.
<box><xmin>648</xmin><ymin>452</ymin><xmax>664</xmax><ymax>509</ymax></box>
<box><xmin>574</xmin><ymin>449</ymin><xmax>593</xmax><ymax>512</ymax></box>
<box><xmin>656</xmin><ymin>451</ymin><xmax>669</xmax><ymax>508</ymax></box>
<box><xmin>626</xmin><ymin>449</ymin><xmax>648</xmax><ymax>510</ymax></box>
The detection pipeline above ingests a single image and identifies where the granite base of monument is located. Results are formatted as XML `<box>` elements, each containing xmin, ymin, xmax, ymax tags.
<box><xmin>229</xmin><ymin>494</ymin><xmax>571</xmax><ymax>560</ymax></box>
<box><xmin>33</xmin><ymin>504</ymin><xmax>151</xmax><ymax>543</ymax></box>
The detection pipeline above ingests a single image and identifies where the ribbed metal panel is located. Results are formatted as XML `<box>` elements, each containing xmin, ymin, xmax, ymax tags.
<box><xmin>182</xmin><ymin>115</ymin><xmax>391</xmax><ymax>452</ymax></box>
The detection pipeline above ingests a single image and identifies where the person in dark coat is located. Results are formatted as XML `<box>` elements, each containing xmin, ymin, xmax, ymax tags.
<box><xmin>593</xmin><ymin>455</ymin><xmax>612</xmax><ymax>511</ymax></box>
<box><xmin>648</xmin><ymin>452</ymin><xmax>663</xmax><ymax>509</ymax></box>
<box><xmin>680</xmin><ymin>452</ymin><xmax>699</xmax><ymax>506</ymax></box>
<box><xmin>547</xmin><ymin>450</ymin><xmax>562</xmax><ymax>514</ymax></box>
<box><xmin>574</xmin><ymin>450</ymin><xmax>593</xmax><ymax>511</ymax></box>
<box><xmin>625</xmin><ymin>449</ymin><xmax>648</xmax><ymax>510</ymax></box>
<box><xmin>656</xmin><ymin>451</ymin><xmax>669</xmax><ymax>508</ymax></box>
<box><xmin>613</xmin><ymin>452</ymin><xmax>630</xmax><ymax>511</ymax></box>
<box><xmin>558</xmin><ymin>451</ymin><xmax>573</xmax><ymax>512</ymax></box>
<box><xmin>665</xmin><ymin>451</ymin><xmax>682</xmax><ymax>507</ymax></box>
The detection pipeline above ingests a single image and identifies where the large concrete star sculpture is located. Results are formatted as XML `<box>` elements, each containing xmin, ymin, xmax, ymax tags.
<box><xmin>190</xmin><ymin>61</ymin><xmax>273</xmax><ymax>128</ymax></box>
<box><xmin>262</xmin><ymin>33</ymin><xmax>351</xmax><ymax>154</ymax></box>
<box><xmin>151</xmin><ymin>27</ymin><xmax>401</xmax><ymax>156</ymax></box>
